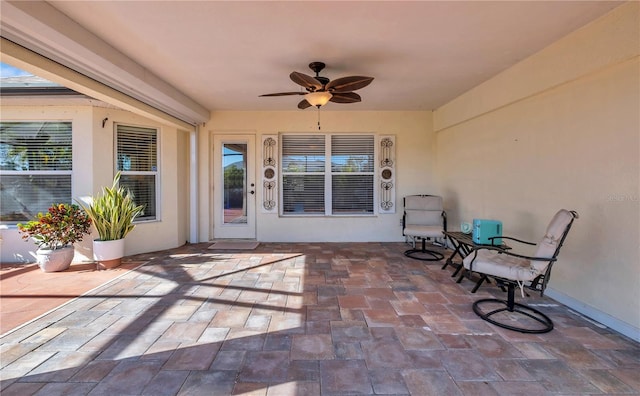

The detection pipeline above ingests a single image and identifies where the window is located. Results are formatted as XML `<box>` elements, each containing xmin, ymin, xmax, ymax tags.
<box><xmin>331</xmin><ymin>135</ymin><xmax>375</xmax><ymax>214</ymax></box>
<box><xmin>281</xmin><ymin>134</ymin><xmax>375</xmax><ymax>215</ymax></box>
<box><xmin>0</xmin><ymin>121</ymin><xmax>72</xmax><ymax>223</ymax></box>
<box><xmin>116</xmin><ymin>124</ymin><xmax>158</xmax><ymax>221</ymax></box>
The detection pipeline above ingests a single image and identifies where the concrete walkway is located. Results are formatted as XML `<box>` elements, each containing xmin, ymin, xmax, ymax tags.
<box><xmin>1</xmin><ymin>242</ymin><xmax>638</xmax><ymax>395</ymax></box>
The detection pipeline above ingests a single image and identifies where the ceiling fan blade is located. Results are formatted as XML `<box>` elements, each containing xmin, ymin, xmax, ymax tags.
<box><xmin>329</xmin><ymin>92</ymin><xmax>361</xmax><ymax>104</ymax></box>
<box><xmin>290</xmin><ymin>72</ymin><xmax>323</xmax><ymax>90</ymax></box>
<box><xmin>297</xmin><ymin>99</ymin><xmax>312</xmax><ymax>109</ymax></box>
<box><xmin>326</xmin><ymin>76</ymin><xmax>374</xmax><ymax>93</ymax></box>
<box><xmin>259</xmin><ymin>92</ymin><xmax>305</xmax><ymax>97</ymax></box>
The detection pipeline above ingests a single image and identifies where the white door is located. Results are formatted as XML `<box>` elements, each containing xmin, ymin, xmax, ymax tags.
<box><xmin>213</xmin><ymin>134</ymin><xmax>256</xmax><ymax>239</ymax></box>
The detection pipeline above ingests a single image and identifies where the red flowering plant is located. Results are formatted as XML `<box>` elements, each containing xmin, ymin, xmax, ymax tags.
<box><xmin>17</xmin><ymin>203</ymin><xmax>92</xmax><ymax>250</ymax></box>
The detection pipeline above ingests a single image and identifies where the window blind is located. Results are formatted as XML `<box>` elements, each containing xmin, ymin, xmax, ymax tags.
<box><xmin>332</xmin><ymin>175</ymin><xmax>374</xmax><ymax>214</ymax></box>
<box><xmin>331</xmin><ymin>135</ymin><xmax>374</xmax><ymax>173</ymax></box>
<box><xmin>281</xmin><ymin>134</ymin><xmax>325</xmax><ymax>173</ymax></box>
<box><xmin>0</xmin><ymin>122</ymin><xmax>72</xmax><ymax>222</ymax></box>
<box><xmin>331</xmin><ymin>135</ymin><xmax>375</xmax><ymax>214</ymax></box>
<box><xmin>282</xmin><ymin>174</ymin><xmax>325</xmax><ymax>214</ymax></box>
<box><xmin>282</xmin><ymin>135</ymin><xmax>326</xmax><ymax>214</ymax></box>
<box><xmin>116</xmin><ymin>124</ymin><xmax>158</xmax><ymax>221</ymax></box>
<box><xmin>116</xmin><ymin>125</ymin><xmax>157</xmax><ymax>172</ymax></box>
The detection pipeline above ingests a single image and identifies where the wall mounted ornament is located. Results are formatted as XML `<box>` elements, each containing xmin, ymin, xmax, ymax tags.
<box><xmin>379</xmin><ymin>135</ymin><xmax>396</xmax><ymax>213</ymax></box>
<box><xmin>261</xmin><ymin>135</ymin><xmax>278</xmax><ymax>213</ymax></box>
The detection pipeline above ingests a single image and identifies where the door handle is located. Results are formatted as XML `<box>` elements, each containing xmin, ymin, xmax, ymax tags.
<box><xmin>249</xmin><ymin>190</ymin><xmax>255</xmax><ymax>195</ymax></box>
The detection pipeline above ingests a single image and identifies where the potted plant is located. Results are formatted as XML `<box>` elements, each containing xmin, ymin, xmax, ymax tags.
<box><xmin>17</xmin><ymin>203</ymin><xmax>92</xmax><ymax>272</ymax></box>
<box><xmin>77</xmin><ymin>172</ymin><xmax>144</xmax><ymax>269</ymax></box>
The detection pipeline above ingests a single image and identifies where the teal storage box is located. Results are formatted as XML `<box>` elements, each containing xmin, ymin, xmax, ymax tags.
<box><xmin>472</xmin><ymin>219</ymin><xmax>502</xmax><ymax>245</ymax></box>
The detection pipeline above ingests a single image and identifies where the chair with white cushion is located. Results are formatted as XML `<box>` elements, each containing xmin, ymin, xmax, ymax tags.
<box><xmin>462</xmin><ymin>209</ymin><xmax>578</xmax><ymax>333</ymax></box>
<box><xmin>402</xmin><ymin>195</ymin><xmax>447</xmax><ymax>261</ymax></box>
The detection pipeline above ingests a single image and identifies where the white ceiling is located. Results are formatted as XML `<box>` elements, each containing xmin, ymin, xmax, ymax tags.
<box><xmin>4</xmin><ymin>1</ymin><xmax>623</xmax><ymax>115</ymax></box>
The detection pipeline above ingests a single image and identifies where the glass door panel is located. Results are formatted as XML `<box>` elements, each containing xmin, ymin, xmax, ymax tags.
<box><xmin>223</xmin><ymin>143</ymin><xmax>247</xmax><ymax>224</ymax></box>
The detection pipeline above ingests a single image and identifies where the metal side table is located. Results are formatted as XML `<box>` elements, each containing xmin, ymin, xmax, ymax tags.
<box><xmin>442</xmin><ymin>231</ymin><xmax>510</xmax><ymax>293</ymax></box>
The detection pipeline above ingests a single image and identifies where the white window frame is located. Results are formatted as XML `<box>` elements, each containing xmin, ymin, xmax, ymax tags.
<box><xmin>115</xmin><ymin>123</ymin><xmax>160</xmax><ymax>223</ymax></box>
<box><xmin>0</xmin><ymin>120</ymin><xmax>73</xmax><ymax>224</ymax></box>
<box><xmin>279</xmin><ymin>133</ymin><xmax>376</xmax><ymax>217</ymax></box>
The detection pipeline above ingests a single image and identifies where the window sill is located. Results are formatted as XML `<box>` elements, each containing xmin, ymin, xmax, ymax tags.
<box><xmin>280</xmin><ymin>214</ymin><xmax>377</xmax><ymax>218</ymax></box>
<box><xmin>133</xmin><ymin>218</ymin><xmax>161</xmax><ymax>225</ymax></box>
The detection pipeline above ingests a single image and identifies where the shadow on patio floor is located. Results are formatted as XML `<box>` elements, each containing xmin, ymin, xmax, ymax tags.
<box><xmin>1</xmin><ymin>260</ymin><xmax>144</xmax><ymax>335</ymax></box>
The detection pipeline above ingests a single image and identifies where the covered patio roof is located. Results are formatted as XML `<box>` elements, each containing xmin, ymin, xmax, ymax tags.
<box><xmin>0</xmin><ymin>1</ymin><xmax>623</xmax><ymax>124</ymax></box>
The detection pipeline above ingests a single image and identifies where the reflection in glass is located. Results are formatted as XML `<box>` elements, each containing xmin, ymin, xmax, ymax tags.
<box><xmin>223</xmin><ymin>143</ymin><xmax>247</xmax><ymax>224</ymax></box>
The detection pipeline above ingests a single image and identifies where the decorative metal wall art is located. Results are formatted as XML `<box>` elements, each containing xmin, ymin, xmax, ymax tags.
<box><xmin>262</xmin><ymin>135</ymin><xmax>278</xmax><ymax>213</ymax></box>
<box><xmin>379</xmin><ymin>135</ymin><xmax>396</xmax><ymax>213</ymax></box>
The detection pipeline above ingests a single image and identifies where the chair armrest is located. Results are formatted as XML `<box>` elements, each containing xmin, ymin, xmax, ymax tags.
<box><xmin>489</xmin><ymin>235</ymin><xmax>536</xmax><ymax>246</ymax></box>
<box><xmin>467</xmin><ymin>245</ymin><xmax>509</xmax><ymax>255</ymax></box>
<box><xmin>468</xmin><ymin>245</ymin><xmax>558</xmax><ymax>262</ymax></box>
<box><xmin>495</xmin><ymin>250</ymin><xmax>558</xmax><ymax>262</ymax></box>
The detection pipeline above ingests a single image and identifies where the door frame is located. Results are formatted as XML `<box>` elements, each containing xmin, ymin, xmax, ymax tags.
<box><xmin>212</xmin><ymin>134</ymin><xmax>256</xmax><ymax>239</ymax></box>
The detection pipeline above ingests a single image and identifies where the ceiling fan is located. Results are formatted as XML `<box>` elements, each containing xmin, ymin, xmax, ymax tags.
<box><xmin>259</xmin><ymin>62</ymin><xmax>374</xmax><ymax>109</ymax></box>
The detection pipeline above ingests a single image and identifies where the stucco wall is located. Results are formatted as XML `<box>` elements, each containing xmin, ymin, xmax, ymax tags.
<box><xmin>199</xmin><ymin>111</ymin><xmax>436</xmax><ymax>242</ymax></box>
<box><xmin>1</xmin><ymin>105</ymin><xmax>188</xmax><ymax>263</ymax></box>
<box><xmin>433</xmin><ymin>2</ymin><xmax>639</xmax><ymax>339</ymax></box>
<box><xmin>0</xmin><ymin>106</ymin><xmax>94</xmax><ymax>263</ymax></box>
<box><xmin>90</xmin><ymin>107</ymin><xmax>188</xmax><ymax>256</ymax></box>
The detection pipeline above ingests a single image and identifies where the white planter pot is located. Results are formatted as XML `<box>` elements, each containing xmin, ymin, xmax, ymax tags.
<box><xmin>93</xmin><ymin>239</ymin><xmax>125</xmax><ymax>269</ymax></box>
<box><xmin>36</xmin><ymin>245</ymin><xmax>75</xmax><ymax>272</ymax></box>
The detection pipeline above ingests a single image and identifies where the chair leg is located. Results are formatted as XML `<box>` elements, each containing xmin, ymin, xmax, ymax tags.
<box><xmin>471</xmin><ymin>275</ymin><xmax>489</xmax><ymax>293</ymax></box>
<box><xmin>472</xmin><ymin>282</ymin><xmax>553</xmax><ymax>334</ymax></box>
<box><xmin>404</xmin><ymin>238</ymin><xmax>444</xmax><ymax>262</ymax></box>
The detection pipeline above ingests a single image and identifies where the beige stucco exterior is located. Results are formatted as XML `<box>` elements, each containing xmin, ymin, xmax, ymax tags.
<box><xmin>434</xmin><ymin>2</ymin><xmax>639</xmax><ymax>337</ymax></box>
<box><xmin>0</xmin><ymin>106</ymin><xmax>190</xmax><ymax>263</ymax></box>
<box><xmin>200</xmin><ymin>111</ymin><xmax>435</xmax><ymax>243</ymax></box>
<box><xmin>0</xmin><ymin>2</ymin><xmax>637</xmax><ymax>339</ymax></box>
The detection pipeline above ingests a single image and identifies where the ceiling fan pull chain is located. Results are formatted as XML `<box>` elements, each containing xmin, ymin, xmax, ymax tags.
<box><xmin>317</xmin><ymin>107</ymin><xmax>321</xmax><ymax>130</ymax></box>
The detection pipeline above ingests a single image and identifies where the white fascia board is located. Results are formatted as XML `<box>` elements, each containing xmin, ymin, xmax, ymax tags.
<box><xmin>1</xmin><ymin>38</ymin><xmax>194</xmax><ymax>131</ymax></box>
<box><xmin>0</xmin><ymin>1</ymin><xmax>209</xmax><ymax>125</ymax></box>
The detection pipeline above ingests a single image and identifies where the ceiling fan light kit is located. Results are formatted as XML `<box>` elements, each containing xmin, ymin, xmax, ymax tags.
<box><xmin>260</xmin><ymin>61</ymin><xmax>374</xmax><ymax>110</ymax></box>
<box><xmin>305</xmin><ymin>91</ymin><xmax>333</xmax><ymax>107</ymax></box>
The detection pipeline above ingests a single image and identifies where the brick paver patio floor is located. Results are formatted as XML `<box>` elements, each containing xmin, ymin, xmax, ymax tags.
<box><xmin>1</xmin><ymin>242</ymin><xmax>638</xmax><ymax>395</ymax></box>
<box><xmin>1</xmin><ymin>261</ymin><xmax>142</xmax><ymax>335</ymax></box>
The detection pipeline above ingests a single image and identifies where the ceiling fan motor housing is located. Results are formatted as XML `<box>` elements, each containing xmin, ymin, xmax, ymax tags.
<box><xmin>309</xmin><ymin>62</ymin><xmax>329</xmax><ymax>87</ymax></box>
<box><xmin>308</xmin><ymin>62</ymin><xmax>326</xmax><ymax>74</ymax></box>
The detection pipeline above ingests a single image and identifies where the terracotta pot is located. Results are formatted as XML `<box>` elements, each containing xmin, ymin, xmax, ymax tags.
<box><xmin>36</xmin><ymin>245</ymin><xmax>74</xmax><ymax>272</ymax></box>
<box><xmin>93</xmin><ymin>239</ymin><xmax>125</xmax><ymax>270</ymax></box>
